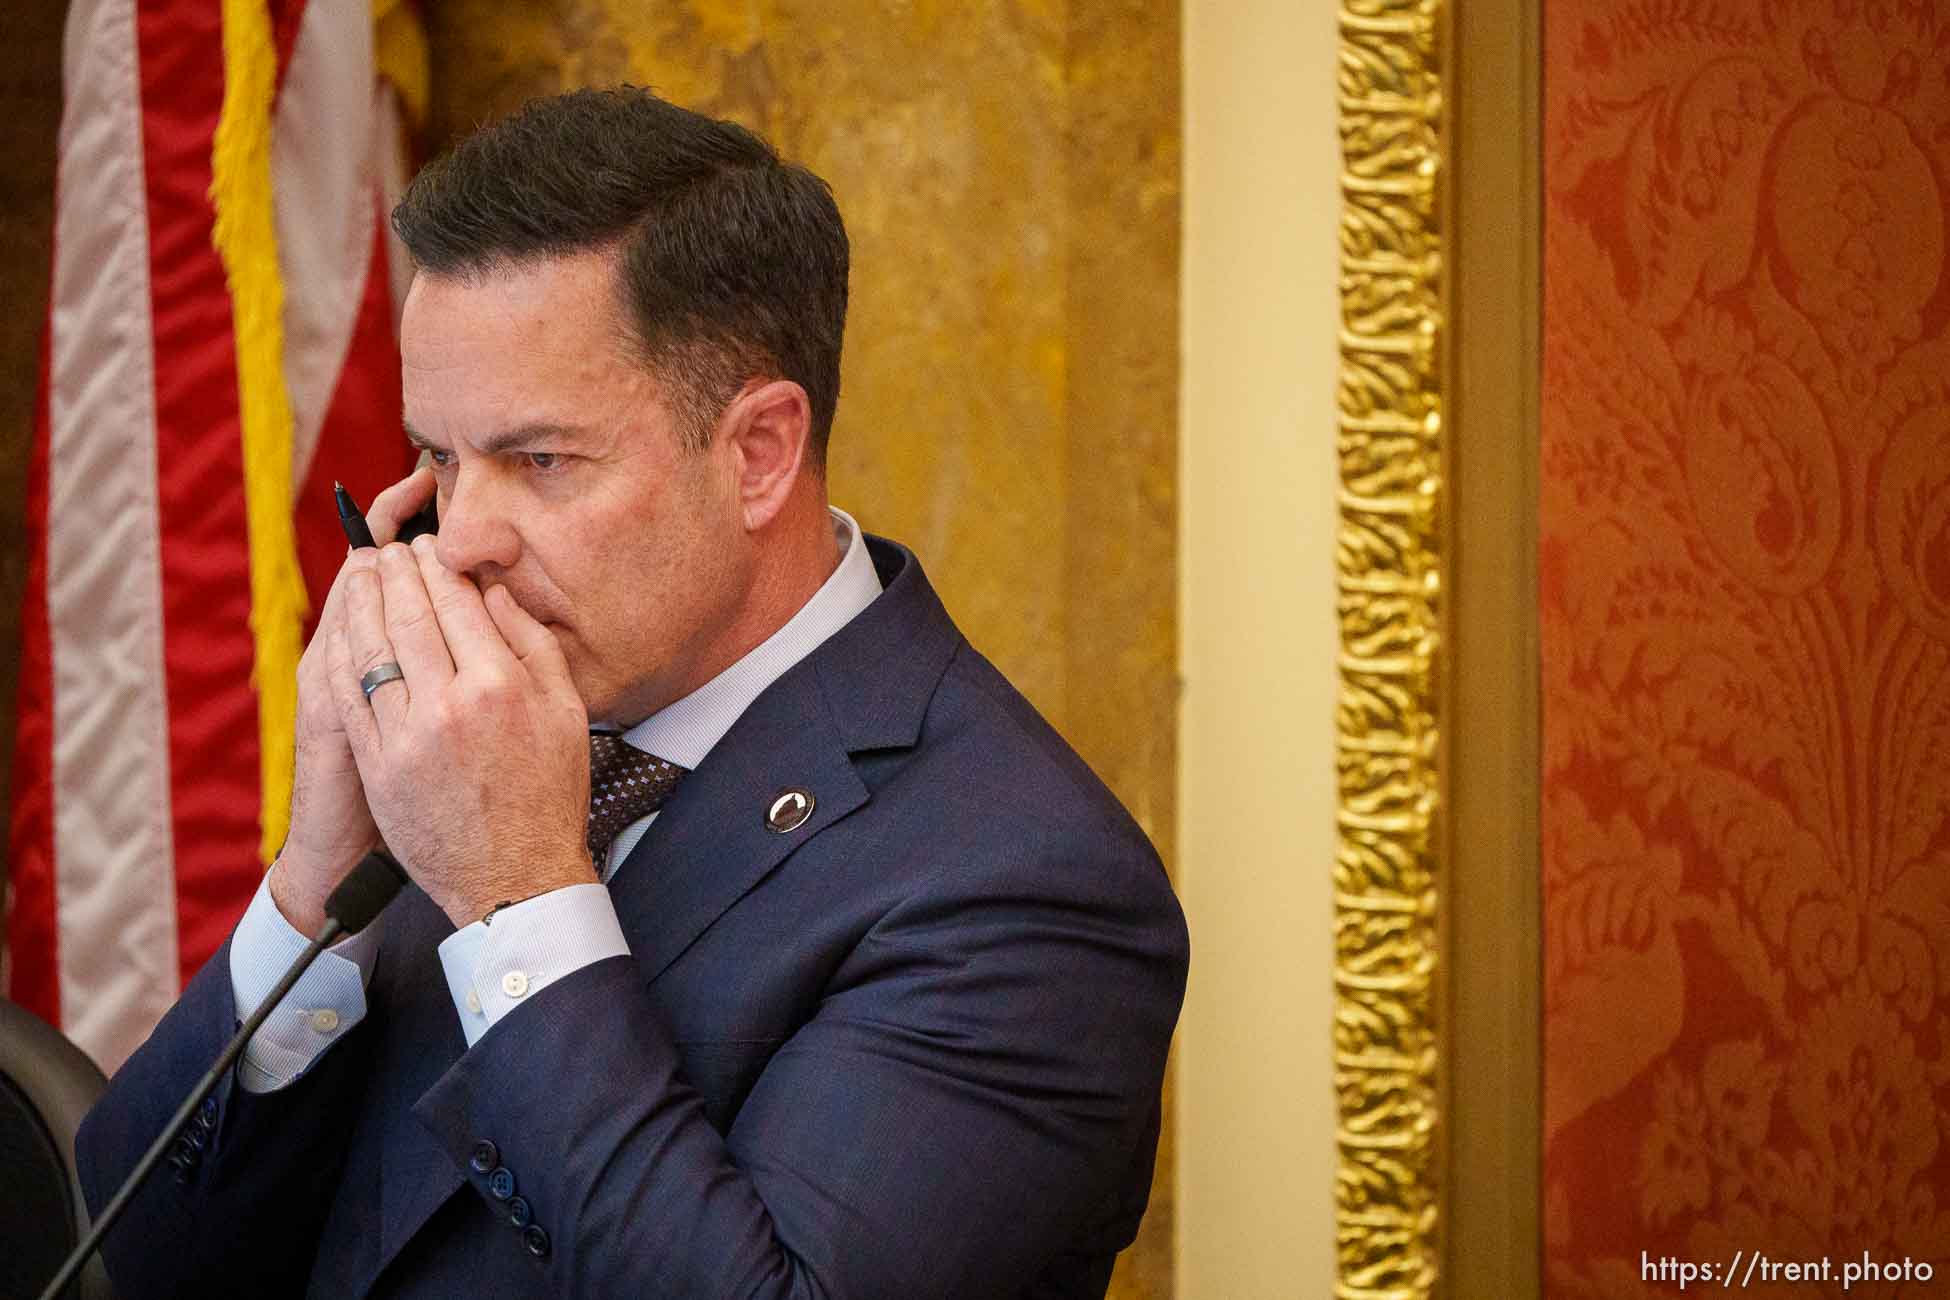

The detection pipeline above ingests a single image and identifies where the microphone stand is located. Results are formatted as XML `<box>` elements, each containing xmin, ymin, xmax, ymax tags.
<box><xmin>36</xmin><ymin>851</ymin><xmax>408</xmax><ymax>1300</ymax></box>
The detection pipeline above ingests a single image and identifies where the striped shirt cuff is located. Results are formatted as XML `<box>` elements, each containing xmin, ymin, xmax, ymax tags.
<box><xmin>436</xmin><ymin>884</ymin><xmax>630</xmax><ymax>1048</ymax></box>
<box><xmin>228</xmin><ymin>869</ymin><xmax>383</xmax><ymax>1093</ymax></box>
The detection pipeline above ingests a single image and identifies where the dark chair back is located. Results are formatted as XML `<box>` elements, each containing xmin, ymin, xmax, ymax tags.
<box><xmin>0</xmin><ymin>999</ymin><xmax>116</xmax><ymax>1300</ymax></box>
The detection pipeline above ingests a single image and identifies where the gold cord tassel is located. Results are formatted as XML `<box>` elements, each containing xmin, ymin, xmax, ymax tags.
<box><xmin>210</xmin><ymin>0</ymin><xmax>307</xmax><ymax>866</ymax></box>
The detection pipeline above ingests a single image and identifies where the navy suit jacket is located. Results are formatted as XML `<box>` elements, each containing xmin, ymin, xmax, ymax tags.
<box><xmin>77</xmin><ymin>537</ymin><xmax>1189</xmax><ymax>1298</ymax></box>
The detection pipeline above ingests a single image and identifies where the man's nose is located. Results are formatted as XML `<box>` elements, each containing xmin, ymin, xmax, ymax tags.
<box><xmin>432</xmin><ymin>474</ymin><xmax>522</xmax><ymax>577</ymax></box>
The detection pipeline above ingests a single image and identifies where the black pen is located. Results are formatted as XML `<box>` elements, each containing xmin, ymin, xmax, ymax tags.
<box><xmin>334</xmin><ymin>481</ymin><xmax>377</xmax><ymax>550</ymax></box>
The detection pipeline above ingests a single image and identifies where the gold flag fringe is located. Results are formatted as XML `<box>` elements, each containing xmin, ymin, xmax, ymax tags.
<box><xmin>210</xmin><ymin>0</ymin><xmax>305</xmax><ymax>867</ymax></box>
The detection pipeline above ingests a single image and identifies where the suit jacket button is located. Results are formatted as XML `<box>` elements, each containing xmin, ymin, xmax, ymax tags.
<box><xmin>507</xmin><ymin>1195</ymin><xmax>533</xmax><ymax>1229</ymax></box>
<box><xmin>488</xmin><ymin>1167</ymin><xmax>516</xmax><ymax>1201</ymax></box>
<box><xmin>197</xmin><ymin>1096</ymin><xmax>219</xmax><ymax>1126</ymax></box>
<box><xmin>522</xmin><ymin>1224</ymin><xmax>551</xmax><ymax>1258</ymax></box>
<box><xmin>468</xmin><ymin>1140</ymin><xmax>500</xmax><ymax>1174</ymax></box>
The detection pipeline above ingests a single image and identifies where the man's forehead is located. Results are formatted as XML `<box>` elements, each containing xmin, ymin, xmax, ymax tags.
<box><xmin>398</xmin><ymin>251</ymin><xmax>678</xmax><ymax>451</ymax></box>
<box><xmin>402</xmin><ymin>258</ymin><xmax>642</xmax><ymax>375</ymax></box>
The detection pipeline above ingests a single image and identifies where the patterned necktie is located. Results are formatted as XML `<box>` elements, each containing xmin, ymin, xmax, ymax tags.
<box><xmin>587</xmin><ymin>732</ymin><xmax>687</xmax><ymax>873</ymax></box>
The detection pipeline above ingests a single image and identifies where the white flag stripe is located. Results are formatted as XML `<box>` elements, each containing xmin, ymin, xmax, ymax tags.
<box><xmin>48</xmin><ymin>0</ymin><xmax>180</xmax><ymax>1071</ymax></box>
<box><xmin>274</xmin><ymin>0</ymin><xmax>378</xmax><ymax>498</ymax></box>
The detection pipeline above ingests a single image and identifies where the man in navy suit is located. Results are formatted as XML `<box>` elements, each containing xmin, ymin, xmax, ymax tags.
<box><xmin>77</xmin><ymin>86</ymin><xmax>1187</xmax><ymax>1297</ymax></box>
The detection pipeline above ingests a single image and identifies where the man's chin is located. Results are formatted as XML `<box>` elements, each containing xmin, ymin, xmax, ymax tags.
<box><xmin>584</xmin><ymin>677</ymin><xmax>671</xmax><ymax>731</ymax></box>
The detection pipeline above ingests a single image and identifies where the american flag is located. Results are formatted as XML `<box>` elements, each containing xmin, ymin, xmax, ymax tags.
<box><xmin>6</xmin><ymin>0</ymin><xmax>424</xmax><ymax>1072</ymax></box>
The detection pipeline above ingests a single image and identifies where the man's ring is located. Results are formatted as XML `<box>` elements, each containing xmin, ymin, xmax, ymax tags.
<box><xmin>360</xmin><ymin>662</ymin><xmax>406</xmax><ymax>699</ymax></box>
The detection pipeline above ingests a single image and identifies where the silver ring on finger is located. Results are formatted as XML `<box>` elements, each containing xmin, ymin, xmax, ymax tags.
<box><xmin>359</xmin><ymin>661</ymin><xmax>406</xmax><ymax>699</ymax></box>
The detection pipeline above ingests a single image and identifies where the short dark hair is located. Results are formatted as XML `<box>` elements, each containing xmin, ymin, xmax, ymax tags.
<box><xmin>392</xmin><ymin>86</ymin><xmax>850</xmax><ymax>462</ymax></box>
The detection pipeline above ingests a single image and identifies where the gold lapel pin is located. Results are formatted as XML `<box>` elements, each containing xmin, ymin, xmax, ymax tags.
<box><xmin>766</xmin><ymin>787</ymin><xmax>815</xmax><ymax>834</ymax></box>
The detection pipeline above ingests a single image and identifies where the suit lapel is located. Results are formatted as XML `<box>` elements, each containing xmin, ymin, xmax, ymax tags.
<box><xmin>610</xmin><ymin>668</ymin><xmax>867</xmax><ymax>983</ymax></box>
<box><xmin>608</xmin><ymin>535</ymin><xmax>959</xmax><ymax>983</ymax></box>
<box><xmin>345</xmin><ymin>537</ymin><xmax>961</xmax><ymax>1290</ymax></box>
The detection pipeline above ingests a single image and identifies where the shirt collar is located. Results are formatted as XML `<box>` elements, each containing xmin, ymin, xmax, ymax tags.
<box><xmin>609</xmin><ymin>506</ymin><xmax>882</xmax><ymax>770</ymax></box>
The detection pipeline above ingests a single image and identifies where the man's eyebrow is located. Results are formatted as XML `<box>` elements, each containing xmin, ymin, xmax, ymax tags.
<box><xmin>403</xmin><ymin>421</ymin><xmax>588</xmax><ymax>456</ymax></box>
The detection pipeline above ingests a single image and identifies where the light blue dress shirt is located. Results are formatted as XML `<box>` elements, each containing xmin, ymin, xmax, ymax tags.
<box><xmin>229</xmin><ymin>507</ymin><xmax>883</xmax><ymax>1091</ymax></box>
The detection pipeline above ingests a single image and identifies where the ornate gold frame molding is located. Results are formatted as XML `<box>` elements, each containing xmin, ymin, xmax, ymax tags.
<box><xmin>1333</xmin><ymin>0</ymin><xmax>1447</xmax><ymax>1296</ymax></box>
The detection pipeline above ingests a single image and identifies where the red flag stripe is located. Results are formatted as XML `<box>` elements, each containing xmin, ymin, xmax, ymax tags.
<box><xmin>135</xmin><ymin>0</ymin><xmax>264</xmax><ymax>994</ymax></box>
<box><xmin>294</xmin><ymin>194</ymin><xmax>413</xmax><ymax>630</ymax></box>
<box><xmin>275</xmin><ymin>0</ymin><xmax>382</xmax><ymax>516</ymax></box>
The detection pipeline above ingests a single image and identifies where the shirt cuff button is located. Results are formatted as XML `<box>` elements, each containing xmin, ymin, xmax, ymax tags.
<box><xmin>310</xmin><ymin>1008</ymin><xmax>341</xmax><ymax>1034</ymax></box>
<box><xmin>501</xmin><ymin>970</ymin><xmax>529</xmax><ymax>998</ymax></box>
<box><xmin>465</xmin><ymin>988</ymin><xmax>481</xmax><ymax>1014</ymax></box>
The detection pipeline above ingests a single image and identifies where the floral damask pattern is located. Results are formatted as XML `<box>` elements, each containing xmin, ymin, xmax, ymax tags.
<box><xmin>1542</xmin><ymin>1</ymin><xmax>1950</xmax><ymax>1294</ymax></box>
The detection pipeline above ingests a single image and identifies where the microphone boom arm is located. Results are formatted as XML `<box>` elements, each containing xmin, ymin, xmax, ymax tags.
<box><xmin>36</xmin><ymin>850</ymin><xmax>407</xmax><ymax>1300</ymax></box>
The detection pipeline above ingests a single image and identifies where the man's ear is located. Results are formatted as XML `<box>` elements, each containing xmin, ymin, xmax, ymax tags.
<box><xmin>719</xmin><ymin>379</ymin><xmax>812</xmax><ymax>533</ymax></box>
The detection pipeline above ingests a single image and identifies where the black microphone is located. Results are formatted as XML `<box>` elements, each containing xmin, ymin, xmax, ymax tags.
<box><xmin>36</xmin><ymin>850</ymin><xmax>409</xmax><ymax>1300</ymax></box>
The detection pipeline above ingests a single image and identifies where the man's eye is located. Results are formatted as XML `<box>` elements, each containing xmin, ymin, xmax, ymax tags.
<box><xmin>527</xmin><ymin>452</ymin><xmax>562</xmax><ymax>471</ymax></box>
<box><xmin>426</xmin><ymin>448</ymin><xmax>454</xmax><ymax>468</ymax></box>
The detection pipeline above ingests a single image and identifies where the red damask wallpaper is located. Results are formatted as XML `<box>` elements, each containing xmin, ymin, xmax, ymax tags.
<box><xmin>1540</xmin><ymin>1</ymin><xmax>1950</xmax><ymax>1294</ymax></box>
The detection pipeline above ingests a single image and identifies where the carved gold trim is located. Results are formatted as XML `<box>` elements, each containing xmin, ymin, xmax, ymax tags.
<box><xmin>1333</xmin><ymin>0</ymin><xmax>1446</xmax><ymax>1296</ymax></box>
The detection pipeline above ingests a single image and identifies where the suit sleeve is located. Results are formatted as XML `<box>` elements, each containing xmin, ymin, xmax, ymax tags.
<box><xmin>74</xmin><ymin>936</ymin><xmax>375</xmax><ymax>1297</ymax></box>
<box><xmin>410</xmin><ymin>822</ymin><xmax>1189</xmax><ymax>1299</ymax></box>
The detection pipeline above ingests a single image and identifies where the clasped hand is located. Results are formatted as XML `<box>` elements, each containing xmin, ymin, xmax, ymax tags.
<box><xmin>322</xmin><ymin>533</ymin><xmax>597</xmax><ymax>928</ymax></box>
